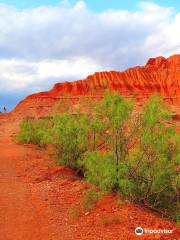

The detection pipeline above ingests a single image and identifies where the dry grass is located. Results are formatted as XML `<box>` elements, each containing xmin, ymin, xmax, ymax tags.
<box><xmin>81</xmin><ymin>188</ymin><xmax>101</xmax><ymax>211</ymax></box>
<box><xmin>101</xmin><ymin>215</ymin><xmax>122</xmax><ymax>226</ymax></box>
<box><xmin>68</xmin><ymin>207</ymin><xmax>80</xmax><ymax>218</ymax></box>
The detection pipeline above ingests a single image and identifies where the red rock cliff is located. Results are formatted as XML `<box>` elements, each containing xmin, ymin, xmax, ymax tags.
<box><xmin>12</xmin><ymin>54</ymin><xmax>180</xmax><ymax>118</ymax></box>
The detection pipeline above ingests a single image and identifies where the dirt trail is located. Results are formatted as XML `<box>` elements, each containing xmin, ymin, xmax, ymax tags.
<box><xmin>0</xmin><ymin>120</ymin><xmax>53</xmax><ymax>240</ymax></box>
<box><xmin>0</xmin><ymin>118</ymin><xmax>179</xmax><ymax>240</ymax></box>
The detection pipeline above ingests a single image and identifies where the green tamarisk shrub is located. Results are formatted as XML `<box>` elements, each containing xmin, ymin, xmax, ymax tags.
<box><xmin>51</xmin><ymin>113</ymin><xmax>89</xmax><ymax>169</ymax></box>
<box><xmin>18</xmin><ymin>118</ymin><xmax>52</xmax><ymax>147</ymax></box>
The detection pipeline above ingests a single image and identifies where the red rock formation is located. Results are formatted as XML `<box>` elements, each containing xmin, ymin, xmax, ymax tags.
<box><xmin>12</xmin><ymin>54</ymin><xmax>180</xmax><ymax>118</ymax></box>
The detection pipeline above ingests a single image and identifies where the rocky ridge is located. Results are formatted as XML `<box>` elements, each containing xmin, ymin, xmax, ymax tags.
<box><xmin>12</xmin><ymin>55</ymin><xmax>180</xmax><ymax>118</ymax></box>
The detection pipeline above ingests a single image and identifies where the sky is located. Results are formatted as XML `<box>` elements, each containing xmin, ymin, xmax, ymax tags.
<box><xmin>1</xmin><ymin>0</ymin><xmax>180</xmax><ymax>12</ymax></box>
<box><xmin>0</xmin><ymin>0</ymin><xmax>180</xmax><ymax>110</ymax></box>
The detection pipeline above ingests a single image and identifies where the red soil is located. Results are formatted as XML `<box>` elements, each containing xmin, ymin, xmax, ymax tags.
<box><xmin>12</xmin><ymin>54</ymin><xmax>180</xmax><ymax>119</ymax></box>
<box><xmin>0</xmin><ymin>116</ymin><xmax>179</xmax><ymax>240</ymax></box>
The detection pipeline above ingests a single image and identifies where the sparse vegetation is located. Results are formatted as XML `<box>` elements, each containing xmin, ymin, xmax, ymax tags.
<box><xmin>101</xmin><ymin>215</ymin><xmax>122</xmax><ymax>226</ymax></box>
<box><xmin>81</xmin><ymin>188</ymin><xmax>101</xmax><ymax>211</ymax></box>
<box><xmin>117</xmin><ymin>197</ymin><xmax>125</xmax><ymax>208</ymax></box>
<box><xmin>18</xmin><ymin>118</ymin><xmax>52</xmax><ymax>147</ymax></box>
<box><xmin>68</xmin><ymin>207</ymin><xmax>80</xmax><ymax>218</ymax></box>
<box><xmin>18</xmin><ymin>93</ymin><xmax>180</xmax><ymax>220</ymax></box>
<box><xmin>51</xmin><ymin>113</ymin><xmax>88</xmax><ymax>169</ymax></box>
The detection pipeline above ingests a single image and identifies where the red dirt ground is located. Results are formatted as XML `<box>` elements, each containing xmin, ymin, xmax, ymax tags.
<box><xmin>0</xmin><ymin>117</ymin><xmax>180</xmax><ymax>240</ymax></box>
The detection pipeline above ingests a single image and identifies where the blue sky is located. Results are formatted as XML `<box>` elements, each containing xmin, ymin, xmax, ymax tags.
<box><xmin>1</xmin><ymin>0</ymin><xmax>180</xmax><ymax>11</ymax></box>
<box><xmin>0</xmin><ymin>0</ymin><xmax>180</xmax><ymax>111</ymax></box>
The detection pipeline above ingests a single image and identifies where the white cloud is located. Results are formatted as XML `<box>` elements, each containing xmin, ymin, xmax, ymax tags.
<box><xmin>0</xmin><ymin>1</ymin><xmax>180</xmax><ymax>109</ymax></box>
<box><xmin>0</xmin><ymin>57</ymin><xmax>102</xmax><ymax>90</ymax></box>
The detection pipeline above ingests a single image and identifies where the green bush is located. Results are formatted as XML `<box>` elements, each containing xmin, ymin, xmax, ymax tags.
<box><xmin>18</xmin><ymin>118</ymin><xmax>52</xmax><ymax>147</ymax></box>
<box><xmin>51</xmin><ymin>113</ymin><xmax>88</xmax><ymax>169</ymax></box>
<box><xmin>82</xmin><ymin>92</ymin><xmax>137</xmax><ymax>193</ymax></box>
<box><xmin>123</xmin><ymin>95</ymin><xmax>179</xmax><ymax>217</ymax></box>
<box><xmin>82</xmin><ymin>94</ymin><xmax>179</xmax><ymax>219</ymax></box>
<box><xmin>82</xmin><ymin>151</ymin><xmax>116</xmax><ymax>192</ymax></box>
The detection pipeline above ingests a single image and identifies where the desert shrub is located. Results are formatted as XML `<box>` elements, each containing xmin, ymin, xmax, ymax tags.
<box><xmin>82</xmin><ymin>94</ymin><xmax>179</xmax><ymax>219</ymax></box>
<box><xmin>18</xmin><ymin>93</ymin><xmax>179</xmax><ymax>220</ymax></box>
<box><xmin>18</xmin><ymin>118</ymin><xmax>52</xmax><ymax>147</ymax></box>
<box><xmin>82</xmin><ymin>151</ymin><xmax>116</xmax><ymax>192</ymax></box>
<box><xmin>87</xmin><ymin>114</ymin><xmax>107</xmax><ymax>151</ymax></box>
<box><xmin>82</xmin><ymin>93</ymin><xmax>138</xmax><ymax>192</ymax></box>
<box><xmin>51</xmin><ymin>113</ymin><xmax>89</xmax><ymax>169</ymax></box>
<box><xmin>96</xmin><ymin>92</ymin><xmax>137</xmax><ymax>187</ymax></box>
<box><xmin>116</xmin><ymin>95</ymin><xmax>180</xmax><ymax>218</ymax></box>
